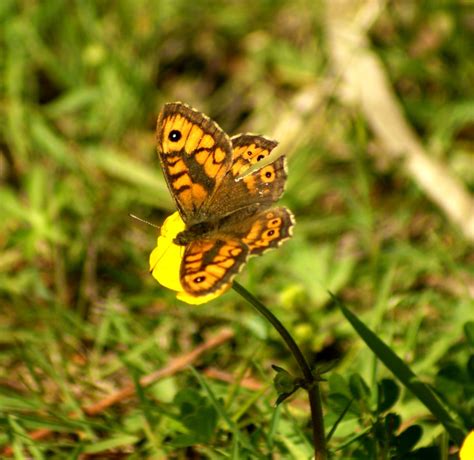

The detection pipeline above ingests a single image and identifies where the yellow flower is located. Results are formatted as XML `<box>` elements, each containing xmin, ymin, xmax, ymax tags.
<box><xmin>149</xmin><ymin>212</ymin><xmax>226</xmax><ymax>305</ymax></box>
<box><xmin>460</xmin><ymin>431</ymin><xmax>474</xmax><ymax>460</ymax></box>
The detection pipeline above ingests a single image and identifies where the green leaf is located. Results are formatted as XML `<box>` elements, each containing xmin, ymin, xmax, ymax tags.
<box><xmin>396</xmin><ymin>425</ymin><xmax>422</xmax><ymax>455</ymax></box>
<box><xmin>82</xmin><ymin>435</ymin><xmax>140</xmax><ymax>453</ymax></box>
<box><xmin>468</xmin><ymin>355</ymin><xmax>474</xmax><ymax>381</ymax></box>
<box><xmin>465</xmin><ymin>321</ymin><xmax>474</xmax><ymax>346</ymax></box>
<box><xmin>349</xmin><ymin>374</ymin><xmax>370</xmax><ymax>401</ymax></box>
<box><xmin>377</xmin><ymin>379</ymin><xmax>400</xmax><ymax>413</ymax></box>
<box><xmin>173</xmin><ymin>388</ymin><xmax>218</xmax><ymax>443</ymax></box>
<box><xmin>334</xmin><ymin>294</ymin><xmax>465</xmax><ymax>446</ymax></box>
<box><xmin>383</xmin><ymin>412</ymin><xmax>401</xmax><ymax>435</ymax></box>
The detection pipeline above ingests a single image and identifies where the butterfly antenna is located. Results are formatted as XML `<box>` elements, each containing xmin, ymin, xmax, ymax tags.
<box><xmin>129</xmin><ymin>214</ymin><xmax>161</xmax><ymax>229</ymax></box>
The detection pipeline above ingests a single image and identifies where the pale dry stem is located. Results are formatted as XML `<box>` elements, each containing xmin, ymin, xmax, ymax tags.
<box><xmin>324</xmin><ymin>0</ymin><xmax>474</xmax><ymax>242</ymax></box>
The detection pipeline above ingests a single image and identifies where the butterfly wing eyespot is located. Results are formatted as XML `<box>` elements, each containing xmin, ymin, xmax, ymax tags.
<box><xmin>259</xmin><ymin>164</ymin><xmax>276</xmax><ymax>183</ymax></box>
<box><xmin>268</xmin><ymin>217</ymin><xmax>282</xmax><ymax>228</ymax></box>
<box><xmin>169</xmin><ymin>130</ymin><xmax>182</xmax><ymax>142</ymax></box>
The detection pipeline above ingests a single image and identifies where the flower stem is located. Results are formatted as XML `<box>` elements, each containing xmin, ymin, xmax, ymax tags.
<box><xmin>232</xmin><ymin>282</ymin><xmax>326</xmax><ymax>460</ymax></box>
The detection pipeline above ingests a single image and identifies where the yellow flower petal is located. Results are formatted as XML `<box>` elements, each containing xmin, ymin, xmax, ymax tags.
<box><xmin>460</xmin><ymin>431</ymin><xmax>474</xmax><ymax>460</ymax></box>
<box><xmin>149</xmin><ymin>212</ymin><xmax>184</xmax><ymax>292</ymax></box>
<box><xmin>149</xmin><ymin>212</ymin><xmax>226</xmax><ymax>304</ymax></box>
<box><xmin>177</xmin><ymin>285</ymin><xmax>227</xmax><ymax>305</ymax></box>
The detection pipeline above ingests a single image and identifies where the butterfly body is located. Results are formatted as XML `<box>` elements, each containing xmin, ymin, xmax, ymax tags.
<box><xmin>156</xmin><ymin>102</ymin><xmax>294</xmax><ymax>297</ymax></box>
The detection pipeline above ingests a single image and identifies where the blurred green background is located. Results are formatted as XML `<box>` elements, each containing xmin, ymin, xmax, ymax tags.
<box><xmin>1</xmin><ymin>1</ymin><xmax>473</xmax><ymax>458</ymax></box>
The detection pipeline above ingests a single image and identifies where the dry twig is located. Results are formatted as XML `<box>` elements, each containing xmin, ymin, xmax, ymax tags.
<box><xmin>325</xmin><ymin>0</ymin><xmax>474</xmax><ymax>242</ymax></box>
<box><xmin>3</xmin><ymin>328</ymin><xmax>234</xmax><ymax>456</ymax></box>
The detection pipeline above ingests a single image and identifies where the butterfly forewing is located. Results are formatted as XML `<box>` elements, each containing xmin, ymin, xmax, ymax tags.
<box><xmin>156</xmin><ymin>102</ymin><xmax>233</xmax><ymax>224</ymax></box>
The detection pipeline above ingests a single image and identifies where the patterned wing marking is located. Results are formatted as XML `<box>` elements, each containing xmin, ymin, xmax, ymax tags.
<box><xmin>203</xmin><ymin>138</ymin><xmax>287</xmax><ymax>218</ymax></box>
<box><xmin>241</xmin><ymin>207</ymin><xmax>294</xmax><ymax>255</ymax></box>
<box><xmin>239</xmin><ymin>155</ymin><xmax>287</xmax><ymax>203</ymax></box>
<box><xmin>230</xmin><ymin>134</ymin><xmax>278</xmax><ymax>178</ymax></box>
<box><xmin>179</xmin><ymin>206</ymin><xmax>294</xmax><ymax>296</ymax></box>
<box><xmin>180</xmin><ymin>238</ymin><xmax>248</xmax><ymax>296</ymax></box>
<box><xmin>156</xmin><ymin>102</ymin><xmax>233</xmax><ymax>221</ymax></box>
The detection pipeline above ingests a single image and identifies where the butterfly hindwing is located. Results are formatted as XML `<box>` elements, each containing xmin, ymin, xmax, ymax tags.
<box><xmin>180</xmin><ymin>238</ymin><xmax>248</xmax><ymax>296</ymax></box>
<box><xmin>239</xmin><ymin>207</ymin><xmax>294</xmax><ymax>255</ymax></box>
<box><xmin>179</xmin><ymin>207</ymin><xmax>294</xmax><ymax>295</ymax></box>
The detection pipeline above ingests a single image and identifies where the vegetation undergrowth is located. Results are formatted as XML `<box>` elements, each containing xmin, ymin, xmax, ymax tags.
<box><xmin>1</xmin><ymin>1</ymin><xmax>473</xmax><ymax>458</ymax></box>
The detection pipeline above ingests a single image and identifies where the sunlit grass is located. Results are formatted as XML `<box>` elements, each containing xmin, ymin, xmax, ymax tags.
<box><xmin>0</xmin><ymin>1</ymin><xmax>472</xmax><ymax>457</ymax></box>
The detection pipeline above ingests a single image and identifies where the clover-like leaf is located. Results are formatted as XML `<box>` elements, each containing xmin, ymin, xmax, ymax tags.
<box><xmin>377</xmin><ymin>378</ymin><xmax>400</xmax><ymax>413</ymax></box>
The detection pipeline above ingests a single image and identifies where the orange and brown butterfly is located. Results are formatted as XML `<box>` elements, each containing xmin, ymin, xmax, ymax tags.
<box><xmin>150</xmin><ymin>102</ymin><xmax>294</xmax><ymax>303</ymax></box>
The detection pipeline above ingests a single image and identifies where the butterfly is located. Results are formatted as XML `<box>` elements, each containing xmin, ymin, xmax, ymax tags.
<box><xmin>156</xmin><ymin>102</ymin><xmax>294</xmax><ymax>297</ymax></box>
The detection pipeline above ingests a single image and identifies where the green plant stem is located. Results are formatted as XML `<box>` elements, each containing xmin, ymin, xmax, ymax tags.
<box><xmin>232</xmin><ymin>282</ymin><xmax>326</xmax><ymax>460</ymax></box>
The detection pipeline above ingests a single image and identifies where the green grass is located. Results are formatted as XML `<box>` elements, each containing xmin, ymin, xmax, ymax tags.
<box><xmin>1</xmin><ymin>1</ymin><xmax>473</xmax><ymax>458</ymax></box>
